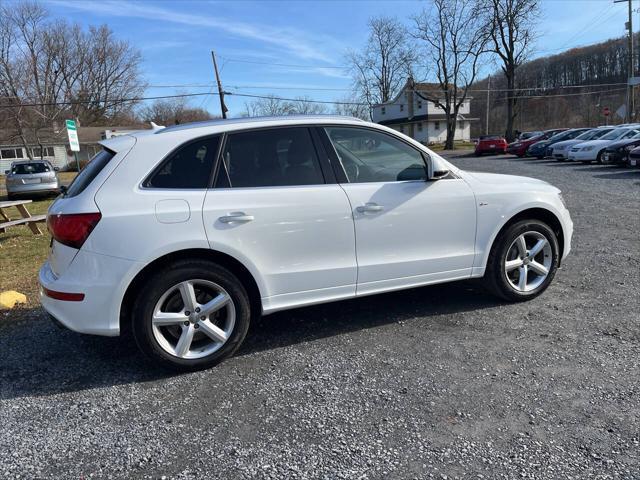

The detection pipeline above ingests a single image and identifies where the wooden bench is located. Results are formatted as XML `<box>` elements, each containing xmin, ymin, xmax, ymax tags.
<box><xmin>0</xmin><ymin>214</ymin><xmax>46</xmax><ymax>234</ymax></box>
<box><xmin>0</xmin><ymin>200</ymin><xmax>46</xmax><ymax>235</ymax></box>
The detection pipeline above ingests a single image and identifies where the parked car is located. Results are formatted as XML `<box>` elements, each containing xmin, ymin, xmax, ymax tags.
<box><xmin>506</xmin><ymin>128</ymin><xmax>568</xmax><ymax>157</ymax></box>
<box><xmin>474</xmin><ymin>135</ymin><xmax>508</xmax><ymax>155</ymax></box>
<box><xmin>39</xmin><ymin>115</ymin><xmax>573</xmax><ymax>370</ymax></box>
<box><xmin>626</xmin><ymin>145</ymin><xmax>640</xmax><ymax>167</ymax></box>
<box><xmin>518</xmin><ymin>131</ymin><xmax>542</xmax><ymax>140</ymax></box>
<box><xmin>550</xmin><ymin>127</ymin><xmax>615</xmax><ymax>161</ymax></box>
<box><xmin>600</xmin><ymin>132</ymin><xmax>640</xmax><ymax>165</ymax></box>
<box><xmin>527</xmin><ymin>128</ymin><xmax>592</xmax><ymax>159</ymax></box>
<box><xmin>4</xmin><ymin>160</ymin><xmax>60</xmax><ymax>199</ymax></box>
<box><xmin>567</xmin><ymin>127</ymin><xmax>640</xmax><ymax>163</ymax></box>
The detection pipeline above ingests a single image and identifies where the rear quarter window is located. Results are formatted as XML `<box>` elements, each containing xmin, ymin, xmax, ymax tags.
<box><xmin>64</xmin><ymin>149</ymin><xmax>115</xmax><ymax>197</ymax></box>
<box><xmin>144</xmin><ymin>136</ymin><xmax>220</xmax><ymax>189</ymax></box>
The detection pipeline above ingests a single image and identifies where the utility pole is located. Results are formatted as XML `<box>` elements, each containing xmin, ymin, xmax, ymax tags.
<box><xmin>616</xmin><ymin>0</ymin><xmax>634</xmax><ymax>121</ymax></box>
<box><xmin>485</xmin><ymin>75</ymin><xmax>491</xmax><ymax>135</ymax></box>
<box><xmin>210</xmin><ymin>50</ymin><xmax>228</xmax><ymax>119</ymax></box>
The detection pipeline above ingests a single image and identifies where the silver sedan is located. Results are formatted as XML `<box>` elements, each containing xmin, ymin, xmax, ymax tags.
<box><xmin>4</xmin><ymin>160</ymin><xmax>60</xmax><ymax>199</ymax></box>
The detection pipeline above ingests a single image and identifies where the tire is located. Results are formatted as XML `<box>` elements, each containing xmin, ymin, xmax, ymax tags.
<box><xmin>131</xmin><ymin>260</ymin><xmax>251</xmax><ymax>371</ymax></box>
<box><xmin>596</xmin><ymin>151</ymin><xmax>603</xmax><ymax>164</ymax></box>
<box><xmin>536</xmin><ymin>155</ymin><xmax>544</xmax><ymax>160</ymax></box>
<box><xmin>484</xmin><ymin>219</ymin><xmax>559</xmax><ymax>302</ymax></box>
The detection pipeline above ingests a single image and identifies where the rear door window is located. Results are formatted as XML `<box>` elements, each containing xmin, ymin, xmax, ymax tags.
<box><xmin>145</xmin><ymin>136</ymin><xmax>220</xmax><ymax>189</ymax></box>
<box><xmin>218</xmin><ymin>127</ymin><xmax>325</xmax><ymax>188</ymax></box>
<box><xmin>65</xmin><ymin>149</ymin><xmax>115</xmax><ymax>197</ymax></box>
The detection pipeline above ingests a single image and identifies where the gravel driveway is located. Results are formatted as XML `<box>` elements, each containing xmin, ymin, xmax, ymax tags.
<box><xmin>1</xmin><ymin>154</ymin><xmax>639</xmax><ymax>479</ymax></box>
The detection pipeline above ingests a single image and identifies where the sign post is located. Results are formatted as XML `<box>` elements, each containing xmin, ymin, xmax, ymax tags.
<box><xmin>66</xmin><ymin>119</ymin><xmax>80</xmax><ymax>171</ymax></box>
<box><xmin>603</xmin><ymin>106</ymin><xmax>610</xmax><ymax>125</ymax></box>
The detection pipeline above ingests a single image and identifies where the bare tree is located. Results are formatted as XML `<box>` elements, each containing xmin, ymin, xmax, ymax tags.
<box><xmin>347</xmin><ymin>16</ymin><xmax>415</xmax><ymax>112</ymax></box>
<box><xmin>139</xmin><ymin>97</ymin><xmax>213</xmax><ymax>125</ymax></box>
<box><xmin>333</xmin><ymin>96</ymin><xmax>370</xmax><ymax>120</ymax></box>
<box><xmin>413</xmin><ymin>0</ymin><xmax>488</xmax><ymax>149</ymax></box>
<box><xmin>290</xmin><ymin>96</ymin><xmax>326</xmax><ymax>115</ymax></box>
<box><xmin>485</xmin><ymin>0</ymin><xmax>539</xmax><ymax>141</ymax></box>
<box><xmin>0</xmin><ymin>0</ymin><xmax>146</xmax><ymax>154</ymax></box>
<box><xmin>242</xmin><ymin>96</ymin><xmax>326</xmax><ymax>117</ymax></box>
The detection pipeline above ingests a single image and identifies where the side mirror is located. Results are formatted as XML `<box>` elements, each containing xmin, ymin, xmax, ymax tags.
<box><xmin>59</xmin><ymin>185</ymin><xmax>68</xmax><ymax>195</ymax></box>
<box><xmin>53</xmin><ymin>166</ymin><xmax>60</xmax><ymax>171</ymax></box>
<box><xmin>4</xmin><ymin>170</ymin><xmax>9</xmax><ymax>175</ymax></box>
<box><xmin>430</xmin><ymin>169</ymin><xmax>450</xmax><ymax>180</ymax></box>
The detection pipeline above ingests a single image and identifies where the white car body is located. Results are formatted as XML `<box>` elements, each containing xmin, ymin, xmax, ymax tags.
<box><xmin>567</xmin><ymin>127</ymin><xmax>640</xmax><ymax>162</ymax></box>
<box><xmin>550</xmin><ymin>128</ymin><xmax>614</xmax><ymax>160</ymax></box>
<box><xmin>39</xmin><ymin>116</ymin><xmax>573</xmax><ymax>337</ymax></box>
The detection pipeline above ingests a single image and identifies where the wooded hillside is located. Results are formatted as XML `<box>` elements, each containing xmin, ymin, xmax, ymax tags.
<box><xmin>471</xmin><ymin>34</ymin><xmax>638</xmax><ymax>136</ymax></box>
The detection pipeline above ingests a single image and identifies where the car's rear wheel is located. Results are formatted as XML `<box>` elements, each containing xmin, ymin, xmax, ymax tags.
<box><xmin>132</xmin><ymin>260</ymin><xmax>251</xmax><ymax>371</ymax></box>
<box><xmin>485</xmin><ymin>219</ymin><xmax>559</xmax><ymax>301</ymax></box>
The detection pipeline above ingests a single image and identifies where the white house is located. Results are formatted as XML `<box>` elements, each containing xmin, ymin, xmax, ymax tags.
<box><xmin>371</xmin><ymin>80</ymin><xmax>476</xmax><ymax>144</ymax></box>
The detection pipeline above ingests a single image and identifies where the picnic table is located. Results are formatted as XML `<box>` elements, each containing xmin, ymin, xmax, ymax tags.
<box><xmin>0</xmin><ymin>200</ymin><xmax>46</xmax><ymax>235</ymax></box>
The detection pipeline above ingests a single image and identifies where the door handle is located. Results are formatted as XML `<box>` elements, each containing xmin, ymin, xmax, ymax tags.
<box><xmin>218</xmin><ymin>212</ymin><xmax>254</xmax><ymax>224</ymax></box>
<box><xmin>356</xmin><ymin>202</ymin><xmax>384</xmax><ymax>214</ymax></box>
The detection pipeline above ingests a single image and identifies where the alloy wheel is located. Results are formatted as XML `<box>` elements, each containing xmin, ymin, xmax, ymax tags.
<box><xmin>151</xmin><ymin>279</ymin><xmax>235</xmax><ymax>359</ymax></box>
<box><xmin>504</xmin><ymin>231</ymin><xmax>553</xmax><ymax>293</ymax></box>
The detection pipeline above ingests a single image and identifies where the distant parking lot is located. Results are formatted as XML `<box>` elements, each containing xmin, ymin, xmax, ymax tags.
<box><xmin>1</xmin><ymin>153</ymin><xmax>639</xmax><ymax>479</ymax></box>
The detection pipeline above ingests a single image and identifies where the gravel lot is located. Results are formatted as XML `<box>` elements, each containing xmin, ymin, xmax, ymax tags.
<box><xmin>1</xmin><ymin>154</ymin><xmax>639</xmax><ymax>479</ymax></box>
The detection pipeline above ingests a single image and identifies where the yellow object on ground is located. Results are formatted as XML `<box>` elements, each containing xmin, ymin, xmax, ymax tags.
<box><xmin>0</xmin><ymin>290</ymin><xmax>27</xmax><ymax>309</ymax></box>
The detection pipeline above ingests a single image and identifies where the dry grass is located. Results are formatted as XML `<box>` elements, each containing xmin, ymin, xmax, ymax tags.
<box><xmin>0</xmin><ymin>172</ymin><xmax>76</xmax><ymax>306</ymax></box>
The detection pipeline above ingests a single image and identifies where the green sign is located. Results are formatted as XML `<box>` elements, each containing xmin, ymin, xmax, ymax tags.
<box><xmin>66</xmin><ymin>119</ymin><xmax>80</xmax><ymax>152</ymax></box>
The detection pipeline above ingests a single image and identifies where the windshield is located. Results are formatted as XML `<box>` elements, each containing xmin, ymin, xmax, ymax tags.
<box><xmin>588</xmin><ymin>129</ymin><xmax>614</xmax><ymax>140</ymax></box>
<box><xmin>548</xmin><ymin>130</ymin><xmax>572</xmax><ymax>141</ymax></box>
<box><xmin>480</xmin><ymin>135</ymin><xmax>502</xmax><ymax>140</ymax></box>
<box><xmin>601</xmin><ymin>129</ymin><xmax>632</xmax><ymax>140</ymax></box>
<box><xmin>64</xmin><ymin>149</ymin><xmax>114</xmax><ymax>197</ymax></box>
<box><xmin>520</xmin><ymin>131</ymin><xmax>542</xmax><ymax>139</ymax></box>
<box><xmin>11</xmin><ymin>162</ymin><xmax>50</xmax><ymax>174</ymax></box>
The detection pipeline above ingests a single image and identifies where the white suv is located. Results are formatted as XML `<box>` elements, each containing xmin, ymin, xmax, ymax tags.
<box><xmin>40</xmin><ymin>116</ymin><xmax>573</xmax><ymax>370</ymax></box>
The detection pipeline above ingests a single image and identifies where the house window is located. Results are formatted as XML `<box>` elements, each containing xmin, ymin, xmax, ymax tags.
<box><xmin>31</xmin><ymin>146</ymin><xmax>55</xmax><ymax>158</ymax></box>
<box><xmin>400</xmin><ymin>104</ymin><xmax>404</xmax><ymax>112</ymax></box>
<box><xmin>381</xmin><ymin>107</ymin><xmax>386</xmax><ymax>115</ymax></box>
<box><xmin>417</xmin><ymin>100</ymin><xmax>422</xmax><ymax>109</ymax></box>
<box><xmin>0</xmin><ymin>148</ymin><xmax>25</xmax><ymax>159</ymax></box>
<box><xmin>399</xmin><ymin>125</ymin><xmax>404</xmax><ymax>133</ymax></box>
<box><xmin>434</xmin><ymin>121</ymin><xmax>440</xmax><ymax>130</ymax></box>
<box><xmin>417</xmin><ymin>123</ymin><xmax>423</xmax><ymax>132</ymax></box>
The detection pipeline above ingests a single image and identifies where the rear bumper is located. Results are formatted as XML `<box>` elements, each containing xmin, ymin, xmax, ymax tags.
<box><xmin>7</xmin><ymin>181</ymin><xmax>59</xmax><ymax>195</ymax></box>
<box><xmin>39</xmin><ymin>250</ymin><xmax>142</xmax><ymax>336</ymax></box>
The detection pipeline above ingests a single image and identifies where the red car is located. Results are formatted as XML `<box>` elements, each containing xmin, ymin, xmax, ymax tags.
<box><xmin>506</xmin><ymin>129</ymin><xmax>568</xmax><ymax>157</ymax></box>
<box><xmin>475</xmin><ymin>135</ymin><xmax>507</xmax><ymax>156</ymax></box>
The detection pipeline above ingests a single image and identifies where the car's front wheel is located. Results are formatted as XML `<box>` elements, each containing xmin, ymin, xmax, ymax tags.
<box><xmin>485</xmin><ymin>219</ymin><xmax>559</xmax><ymax>301</ymax></box>
<box><xmin>132</xmin><ymin>260</ymin><xmax>251</xmax><ymax>371</ymax></box>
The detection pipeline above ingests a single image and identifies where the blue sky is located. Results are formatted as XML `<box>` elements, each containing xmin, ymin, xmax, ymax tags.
<box><xmin>35</xmin><ymin>0</ymin><xmax>634</xmax><ymax>116</ymax></box>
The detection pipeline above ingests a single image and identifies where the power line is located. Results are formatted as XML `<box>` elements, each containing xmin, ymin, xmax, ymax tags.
<box><xmin>0</xmin><ymin>85</ymin><xmax>630</xmax><ymax>110</ymax></box>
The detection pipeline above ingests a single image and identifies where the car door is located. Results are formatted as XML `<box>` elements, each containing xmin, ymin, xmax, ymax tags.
<box><xmin>201</xmin><ymin>126</ymin><xmax>357</xmax><ymax>311</ymax></box>
<box><xmin>320</xmin><ymin>126</ymin><xmax>477</xmax><ymax>295</ymax></box>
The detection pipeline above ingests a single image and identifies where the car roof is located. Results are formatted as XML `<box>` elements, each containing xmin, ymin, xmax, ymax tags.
<box><xmin>155</xmin><ymin>114</ymin><xmax>366</xmax><ymax>135</ymax></box>
<box><xmin>11</xmin><ymin>159</ymin><xmax>50</xmax><ymax>165</ymax></box>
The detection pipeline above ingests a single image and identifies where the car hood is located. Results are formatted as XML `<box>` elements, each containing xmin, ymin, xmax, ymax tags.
<box><xmin>464</xmin><ymin>171</ymin><xmax>559</xmax><ymax>193</ymax></box>
<box><xmin>553</xmin><ymin>139</ymin><xmax>584</xmax><ymax>148</ymax></box>
<box><xmin>530</xmin><ymin>140</ymin><xmax>550</xmax><ymax>149</ymax></box>
<box><xmin>605</xmin><ymin>138</ymin><xmax>640</xmax><ymax>150</ymax></box>
<box><xmin>573</xmin><ymin>139</ymin><xmax>611</xmax><ymax>148</ymax></box>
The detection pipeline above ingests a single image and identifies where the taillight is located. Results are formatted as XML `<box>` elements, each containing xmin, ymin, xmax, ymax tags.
<box><xmin>47</xmin><ymin>212</ymin><xmax>101</xmax><ymax>249</ymax></box>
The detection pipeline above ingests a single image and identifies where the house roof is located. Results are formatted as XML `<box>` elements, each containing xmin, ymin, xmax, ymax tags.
<box><xmin>378</xmin><ymin>114</ymin><xmax>479</xmax><ymax>126</ymax></box>
<box><xmin>0</xmin><ymin>125</ymin><xmax>149</xmax><ymax>146</ymax></box>
<box><xmin>374</xmin><ymin>78</ymin><xmax>473</xmax><ymax>107</ymax></box>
